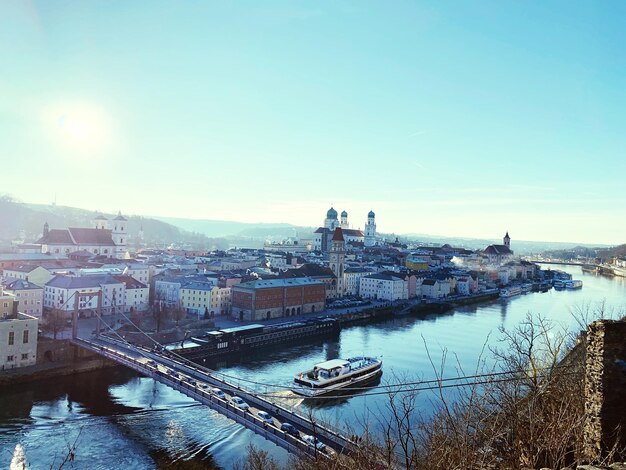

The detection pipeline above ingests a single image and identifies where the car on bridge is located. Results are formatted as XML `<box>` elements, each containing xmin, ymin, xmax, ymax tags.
<box><xmin>257</xmin><ymin>411</ymin><xmax>274</xmax><ymax>426</ymax></box>
<box><xmin>230</xmin><ymin>396</ymin><xmax>250</xmax><ymax>411</ymax></box>
<box><xmin>211</xmin><ymin>388</ymin><xmax>226</xmax><ymax>399</ymax></box>
<box><xmin>302</xmin><ymin>434</ymin><xmax>326</xmax><ymax>452</ymax></box>
<box><xmin>280</xmin><ymin>422</ymin><xmax>300</xmax><ymax>438</ymax></box>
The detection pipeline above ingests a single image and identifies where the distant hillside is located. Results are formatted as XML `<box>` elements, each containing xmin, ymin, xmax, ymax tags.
<box><xmin>0</xmin><ymin>196</ymin><xmax>228</xmax><ymax>250</ymax></box>
<box><xmin>154</xmin><ymin>216</ymin><xmax>317</xmax><ymax>240</ymax></box>
<box><xmin>402</xmin><ymin>232</ymin><xmax>611</xmax><ymax>255</ymax></box>
<box><xmin>542</xmin><ymin>244</ymin><xmax>626</xmax><ymax>261</ymax></box>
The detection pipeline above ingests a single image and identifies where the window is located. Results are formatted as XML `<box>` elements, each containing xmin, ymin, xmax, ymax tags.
<box><xmin>23</xmin><ymin>330</ymin><xmax>29</xmax><ymax>344</ymax></box>
<box><xmin>7</xmin><ymin>355</ymin><xmax>14</xmax><ymax>362</ymax></box>
<box><xmin>21</xmin><ymin>353</ymin><xmax>28</xmax><ymax>360</ymax></box>
<box><xmin>8</xmin><ymin>332</ymin><xmax>14</xmax><ymax>345</ymax></box>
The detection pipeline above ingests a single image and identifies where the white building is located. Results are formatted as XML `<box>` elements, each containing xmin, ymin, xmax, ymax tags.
<box><xmin>44</xmin><ymin>275</ymin><xmax>126</xmax><ymax>316</ymax></box>
<box><xmin>210</xmin><ymin>286</ymin><xmax>232</xmax><ymax>316</ymax></box>
<box><xmin>364</xmin><ymin>210</ymin><xmax>377</xmax><ymax>247</ymax></box>
<box><xmin>1</xmin><ymin>279</ymin><xmax>44</xmax><ymax>318</ymax></box>
<box><xmin>313</xmin><ymin>208</ymin><xmax>366</xmax><ymax>252</ymax></box>
<box><xmin>0</xmin><ymin>313</ymin><xmax>38</xmax><ymax>370</ymax></box>
<box><xmin>421</xmin><ymin>279</ymin><xmax>451</xmax><ymax>299</ymax></box>
<box><xmin>35</xmin><ymin>213</ymin><xmax>128</xmax><ymax>259</ymax></box>
<box><xmin>359</xmin><ymin>273</ymin><xmax>408</xmax><ymax>301</ymax></box>
<box><xmin>343</xmin><ymin>267</ymin><xmax>372</xmax><ymax>297</ymax></box>
<box><xmin>113</xmin><ymin>275</ymin><xmax>149</xmax><ymax>313</ymax></box>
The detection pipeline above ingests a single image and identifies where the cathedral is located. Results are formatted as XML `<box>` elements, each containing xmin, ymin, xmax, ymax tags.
<box><xmin>313</xmin><ymin>207</ymin><xmax>377</xmax><ymax>251</ymax></box>
<box><xmin>35</xmin><ymin>212</ymin><xmax>128</xmax><ymax>259</ymax></box>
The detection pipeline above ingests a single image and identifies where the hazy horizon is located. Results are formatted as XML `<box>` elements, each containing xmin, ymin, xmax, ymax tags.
<box><xmin>3</xmin><ymin>197</ymin><xmax>612</xmax><ymax>248</ymax></box>
<box><xmin>2</xmin><ymin>2</ymin><xmax>625</xmax><ymax>245</ymax></box>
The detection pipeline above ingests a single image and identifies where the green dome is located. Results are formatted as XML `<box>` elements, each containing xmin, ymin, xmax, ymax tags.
<box><xmin>368</xmin><ymin>210</ymin><xmax>375</xmax><ymax>218</ymax></box>
<box><xmin>327</xmin><ymin>207</ymin><xmax>338</xmax><ymax>219</ymax></box>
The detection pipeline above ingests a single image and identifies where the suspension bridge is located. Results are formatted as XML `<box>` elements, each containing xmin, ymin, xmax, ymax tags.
<box><xmin>65</xmin><ymin>290</ymin><xmax>357</xmax><ymax>460</ymax></box>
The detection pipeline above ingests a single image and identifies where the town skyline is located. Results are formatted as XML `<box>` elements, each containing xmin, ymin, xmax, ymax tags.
<box><xmin>1</xmin><ymin>195</ymin><xmax>619</xmax><ymax>247</ymax></box>
<box><xmin>2</xmin><ymin>1</ymin><xmax>625</xmax><ymax>245</ymax></box>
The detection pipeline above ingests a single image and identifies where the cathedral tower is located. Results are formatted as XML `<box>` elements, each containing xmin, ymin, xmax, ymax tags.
<box><xmin>324</xmin><ymin>207</ymin><xmax>339</xmax><ymax>230</ymax></box>
<box><xmin>112</xmin><ymin>212</ymin><xmax>127</xmax><ymax>259</ymax></box>
<box><xmin>364</xmin><ymin>210</ymin><xmax>376</xmax><ymax>247</ymax></box>
<box><xmin>504</xmin><ymin>231</ymin><xmax>511</xmax><ymax>249</ymax></box>
<box><xmin>340</xmin><ymin>210</ymin><xmax>348</xmax><ymax>229</ymax></box>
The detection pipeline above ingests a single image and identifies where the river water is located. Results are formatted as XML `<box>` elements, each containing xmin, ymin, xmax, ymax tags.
<box><xmin>2</xmin><ymin>265</ymin><xmax>625</xmax><ymax>469</ymax></box>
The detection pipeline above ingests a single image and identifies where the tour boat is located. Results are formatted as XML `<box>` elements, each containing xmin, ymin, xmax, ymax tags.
<box><xmin>500</xmin><ymin>286</ymin><xmax>522</xmax><ymax>298</ymax></box>
<box><xmin>292</xmin><ymin>356</ymin><xmax>383</xmax><ymax>398</ymax></box>
<box><xmin>565</xmin><ymin>279</ymin><xmax>583</xmax><ymax>290</ymax></box>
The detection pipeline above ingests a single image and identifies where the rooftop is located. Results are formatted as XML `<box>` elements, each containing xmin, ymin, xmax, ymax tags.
<box><xmin>236</xmin><ymin>278</ymin><xmax>324</xmax><ymax>289</ymax></box>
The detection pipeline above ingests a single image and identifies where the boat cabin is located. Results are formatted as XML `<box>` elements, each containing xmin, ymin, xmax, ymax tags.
<box><xmin>308</xmin><ymin>359</ymin><xmax>350</xmax><ymax>381</ymax></box>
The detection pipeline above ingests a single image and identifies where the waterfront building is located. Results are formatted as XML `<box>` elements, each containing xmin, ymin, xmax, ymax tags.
<box><xmin>0</xmin><ymin>312</ymin><xmax>38</xmax><ymax>370</ymax></box>
<box><xmin>231</xmin><ymin>278</ymin><xmax>325</xmax><ymax>321</ymax></box>
<box><xmin>113</xmin><ymin>275</ymin><xmax>149</xmax><ymax>313</ymax></box>
<box><xmin>380</xmin><ymin>271</ymin><xmax>419</xmax><ymax>298</ymax></box>
<box><xmin>359</xmin><ymin>273</ymin><xmax>408</xmax><ymax>301</ymax></box>
<box><xmin>420</xmin><ymin>278</ymin><xmax>451</xmax><ymax>299</ymax></box>
<box><xmin>210</xmin><ymin>285</ymin><xmax>232</xmax><ymax>316</ymax></box>
<box><xmin>279</xmin><ymin>263</ymin><xmax>337</xmax><ymax>299</ymax></box>
<box><xmin>44</xmin><ymin>275</ymin><xmax>126</xmax><ymax>316</ymax></box>
<box><xmin>1</xmin><ymin>279</ymin><xmax>43</xmax><ymax>318</ymax></box>
<box><xmin>180</xmin><ymin>281</ymin><xmax>213</xmax><ymax>317</ymax></box>
<box><xmin>343</xmin><ymin>267</ymin><xmax>373</xmax><ymax>297</ymax></box>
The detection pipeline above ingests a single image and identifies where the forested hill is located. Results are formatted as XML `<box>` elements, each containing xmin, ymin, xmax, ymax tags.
<box><xmin>0</xmin><ymin>196</ymin><xmax>227</xmax><ymax>250</ymax></box>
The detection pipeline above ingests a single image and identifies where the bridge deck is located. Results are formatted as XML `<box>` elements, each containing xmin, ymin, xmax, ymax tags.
<box><xmin>72</xmin><ymin>336</ymin><xmax>356</xmax><ymax>460</ymax></box>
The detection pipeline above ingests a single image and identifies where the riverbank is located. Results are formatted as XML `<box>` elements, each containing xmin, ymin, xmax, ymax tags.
<box><xmin>0</xmin><ymin>288</ymin><xmax>527</xmax><ymax>384</ymax></box>
<box><xmin>0</xmin><ymin>338</ymin><xmax>117</xmax><ymax>386</ymax></box>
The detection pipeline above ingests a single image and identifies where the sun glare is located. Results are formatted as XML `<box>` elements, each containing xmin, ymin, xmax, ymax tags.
<box><xmin>45</xmin><ymin>102</ymin><xmax>111</xmax><ymax>154</ymax></box>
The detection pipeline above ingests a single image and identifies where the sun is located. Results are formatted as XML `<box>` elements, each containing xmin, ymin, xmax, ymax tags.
<box><xmin>45</xmin><ymin>102</ymin><xmax>111</xmax><ymax>154</ymax></box>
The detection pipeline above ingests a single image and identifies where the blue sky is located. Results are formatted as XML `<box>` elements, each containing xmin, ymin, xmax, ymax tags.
<box><xmin>1</xmin><ymin>1</ymin><xmax>625</xmax><ymax>244</ymax></box>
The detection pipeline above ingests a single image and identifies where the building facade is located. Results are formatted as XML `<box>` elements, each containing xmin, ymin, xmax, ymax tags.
<box><xmin>359</xmin><ymin>274</ymin><xmax>408</xmax><ymax>301</ymax></box>
<box><xmin>364</xmin><ymin>210</ymin><xmax>377</xmax><ymax>247</ymax></box>
<box><xmin>35</xmin><ymin>213</ymin><xmax>128</xmax><ymax>259</ymax></box>
<box><xmin>231</xmin><ymin>278</ymin><xmax>325</xmax><ymax>322</ymax></box>
<box><xmin>0</xmin><ymin>313</ymin><xmax>38</xmax><ymax>370</ymax></box>
<box><xmin>329</xmin><ymin>228</ymin><xmax>346</xmax><ymax>298</ymax></box>
<box><xmin>1</xmin><ymin>279</ymin><xmax>43</xmax><ymax>318</ymax></box>
<box><xmin>44</xmin><ymin>275</ymin><xmax>126</xmax><ymax>316</ymax></box>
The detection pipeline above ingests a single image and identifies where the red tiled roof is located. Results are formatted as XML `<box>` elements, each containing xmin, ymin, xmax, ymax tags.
<box><xmin>68</xmin><ymin>228</ymin><xmax>116</xmax><ymax>246</ymax></box>
<box><xmin>483</xmin><ymin>245</ymin><xmax>513</xmax><ymax>255</ymax></box>
<box><xmin>36</xmin><ymin>229</ymin><xmax>73</xmax><ymax>245</ymax></box>
<box><xmin>36</xmin><ymin>228</ymin><xmax>116</xmax><ymax>246</ymax></box>
<box><xmin>332</xmin><ymin>227</ymin><xmax>344</xmax><ymax>242</ymax></box>
<box><xmin>342</xmin><ymin>228</ymin><xmax>364</xmax><ymax>237</ymax></box>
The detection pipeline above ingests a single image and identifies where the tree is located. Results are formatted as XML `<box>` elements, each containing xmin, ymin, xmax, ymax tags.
<box><xmin>171</xmin><ymin>305</ymin><xmax>186</xmax><ymax>327</ymax></box>
<box><xmin>42</xmin><ymin>308</ymin><xmax>67</xmax><ymax>339</ymax></box>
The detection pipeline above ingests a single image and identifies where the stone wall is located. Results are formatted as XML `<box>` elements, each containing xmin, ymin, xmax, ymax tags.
<box><xmin>584</xmin><ymin>320</ymin><xmax>626</xmax><ymax>462</ymax></box>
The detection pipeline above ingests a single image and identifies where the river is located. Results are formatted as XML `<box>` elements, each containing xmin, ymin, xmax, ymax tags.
<box><xmin>2</xmin><ymin>265</ymin><xmax>625</xmax><ymax>469</ymax></box>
